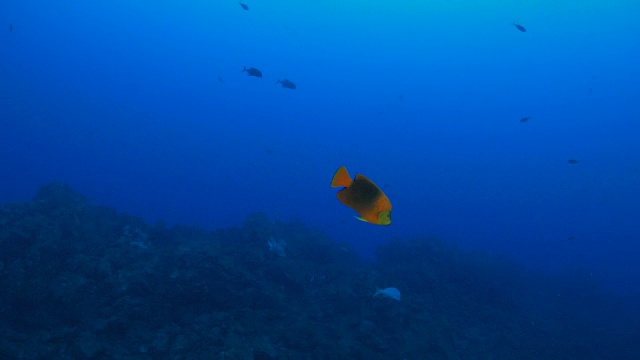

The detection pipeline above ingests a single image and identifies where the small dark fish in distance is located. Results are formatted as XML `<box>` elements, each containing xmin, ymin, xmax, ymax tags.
<box><xmin>218</xmin><ymin>76</ymin><xmax>224</xmax><ymax>83</ymax></box>
<box><xmin>243</xmin><ymin>66</ymin><xmax>262</xmax><ymax>77</ymax></box>
<box><xmin>277</xmin><ymin>79</ymin><xmax>296</xmax><ymax>89</ymax></box>
<box><xmin>568</xmin><ymin>159</ymin><xmax>580</xmax><ymax>164</ymax></box>
<box><xmin>9</xmin><ymin>23</ymin><xmax>13</xmax><ymax>32</ymax></box>
<box><xmin>520</xmin><ymin>116</ymin><xmax>531</xmax><ymax>123</ymax></box>
<box><xmin>239</xmin><ymin>2</ymin><xmax>249</xmax><ymax>10</ymax></box>
<box><xmin>513</xmin><ymin>23</ymin><xmax>526</xmax><ymax>32</ymax></box>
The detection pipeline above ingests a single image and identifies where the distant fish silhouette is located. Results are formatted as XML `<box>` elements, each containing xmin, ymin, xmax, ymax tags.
<box><xmin>520</xmin><ymin>116</ymin><xmax>531</xmax><ymax>123</ymax></box>
<box><xmin>513</xmin><ymin>23</ymin><xmax>526</xmax><ymax>32</ymax></box>
<box><xmin>9</xmin><ymin>23</ymin><xmax>13</xmax><ymax>32</ymax></box>
<box><xmin>373</xmin><ymin>287</ymin><xmax>401</xmax><ymax>301</ymax></box>
<box><xmin>242</xmin><ymin>66</ymin><xmax>262</xmax><ymax>77</ymax></box>
<box><xmin>276</xmin><ymin>79</ymin><xmax>296</xmax><ymax>89</ymax></box>
<box><xmin>218</xmin><ymin>76</ymin><xmax>224</xmax><ymax>83</ymax></box>
<box><xmin>239</xmin><ymin>2</ymin><xmax>249</xmax><ymax>10</ymax></box>
<box><xmin>567</xmin><ymin>159</ymin><xmax>580</xmax><ymax>164</ymax></box>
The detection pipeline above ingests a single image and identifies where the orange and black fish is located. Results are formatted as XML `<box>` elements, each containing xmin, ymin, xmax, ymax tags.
<box><xmin>513</xmin><ymin>23</ymin><xmax>526</xmax><ymax>32</ymax></box>
<box><xmin>277</xmin><ymin>79</ymin><xmax>296</xmax><ymax>89</ymax></box>
<box><xmin>331</xmin><ymin>166</ymin><xmax>392</xmax><ymax>225</ymax></box>
<box><xmin>239</xmin><ymin>2</ymin><xmax>249</xmax><ymax>10</ymax></box>
<box><xmin>243</xmin><ymin>66</ymin><xmax>262</xmax><ymax>77</ymax></box>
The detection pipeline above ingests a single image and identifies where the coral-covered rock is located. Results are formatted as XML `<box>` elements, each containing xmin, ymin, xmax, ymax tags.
<box><xmin>0</xmin><ymin>183</ymin><xmax>636</xmax><ymax>359</ymax></box>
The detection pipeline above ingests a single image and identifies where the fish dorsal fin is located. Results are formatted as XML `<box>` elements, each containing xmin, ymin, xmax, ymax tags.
<box><xmin>331</xmin><ymin>166</ymin><xmax>353</xmax><ymax>188</ymax></box>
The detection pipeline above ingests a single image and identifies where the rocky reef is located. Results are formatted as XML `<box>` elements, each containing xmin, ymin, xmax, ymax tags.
<box><xmin>0</xmin><ymin>183</ymin><xmax>637</xmax><ymax>359</ymax></box>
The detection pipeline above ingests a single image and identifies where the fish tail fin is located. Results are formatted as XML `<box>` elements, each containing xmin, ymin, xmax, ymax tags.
<box><xmin>331</xmin><ymin>166</ymin><xmax>352</xmax><ymax>188</ymax></box>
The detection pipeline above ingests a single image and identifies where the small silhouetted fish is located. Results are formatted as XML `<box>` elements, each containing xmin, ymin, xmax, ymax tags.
<box><xmin>567</xmin><ymin>235</ymin><xmax>576</xmax><ymax>241</ymax></box>
<box><xmin>9</xmin><ymin>24</ymin><xmax>13</xmax><ymax>32</ymax></box>
<box><xmin>520</xmin><ymin>116</ymin><xmax>531</xmax><ymax>123</ymax></box>
<box><xmin>513</xmin><ymin>23</ymin><xmax>526</xmax><ymax>32</ymax></box>
<box><xmin>243</xmin><ymin>66</ymin><xmax>262</xmax><ymax>77</ymax></box>
<box><xmin>218</xmin><ymin>76</ymin><xmax>224</xmax><ymax>83</ymax></box>
<box><xmin>373</xmin><ymin>287</ymin><xmax>401</xmax><ymax>301</ymax></box>
<box><xmin>568</xmin><ymin>159</ymin><xmax>580</xmax><ymax>164</ymax></box>
<box><xmin>276</xmin><ymin>79</ymin><xmax>296</xmax><ymax>89</ymax></box>
<box><xmin>239</xmin><ymin>2</ymin><xmax>249</xmax><ymax>10</ymax></box>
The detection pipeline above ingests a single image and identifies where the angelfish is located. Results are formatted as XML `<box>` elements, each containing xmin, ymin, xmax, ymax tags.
<box><xmin>331</xmin><ymin>166</ymin><xmax>392</xmax><ymax>225</ymax></box>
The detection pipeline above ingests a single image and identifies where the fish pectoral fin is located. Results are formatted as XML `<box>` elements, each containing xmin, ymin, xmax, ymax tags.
<box><xmin>355</xmin><ymin>216</ymin><xmax>370</xmax><ymax>223</ymax></box>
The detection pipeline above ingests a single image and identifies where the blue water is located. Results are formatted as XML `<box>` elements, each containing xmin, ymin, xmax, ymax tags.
<box><xmin>2</xmin><ymin>0</ymin><xmax>639</xmax><ymax>296</ymax></box>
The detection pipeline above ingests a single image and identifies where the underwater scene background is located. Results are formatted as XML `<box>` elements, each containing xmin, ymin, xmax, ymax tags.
<box><xmin>1</xmin><ymin>0</ymin><xmax>639</xmax><ymax>358</ymax></box>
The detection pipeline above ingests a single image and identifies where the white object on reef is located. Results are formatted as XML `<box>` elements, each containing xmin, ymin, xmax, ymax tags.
<box><xmin>373</xmin><ymin>287</ymin><xmax>401</xmax><ymax>301</ymax></box>
<box><xmin>267</xmin><ymin>237</ymin><xmax>286</xmax><ymax>257</ymax></box>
